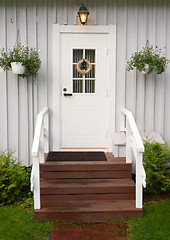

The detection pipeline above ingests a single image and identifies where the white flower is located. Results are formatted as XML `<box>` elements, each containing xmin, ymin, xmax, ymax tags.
<box><xmin>144</xmin><ymin>64</ymin><xmax>149</xmax><ymax>71</ymax></box>
<box><xmin>0</xmin><ymin>67</ymin><xmax>4</xmax><ymax>72</ymax></box>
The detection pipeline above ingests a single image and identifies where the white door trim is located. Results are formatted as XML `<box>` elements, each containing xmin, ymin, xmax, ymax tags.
<box><xmin>52</xmin><ymin>24</ymin><xmax>116</xmax><ymax>152</ymax></box>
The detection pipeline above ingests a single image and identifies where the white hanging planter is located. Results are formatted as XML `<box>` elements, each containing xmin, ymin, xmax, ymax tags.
<box><xmin>142</xmin><ymin>71</ymin><xmax>147</xmax><ymax>74</ymax></box>
<box><xmin>11</xmin><ymin>62</ymin><xmax>25</xmax><ymax>75</ymax></box>
<box><xmin>0</xmin><ymin>67</ymin><xmax>4</xmax><ymax>72</ymax></box>
<box><xmin>141</xmin><ymin>64</ymin><xmax>149</xmax><ymax>75</ymax></box>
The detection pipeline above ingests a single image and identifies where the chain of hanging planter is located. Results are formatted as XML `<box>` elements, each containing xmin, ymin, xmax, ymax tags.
<box><xmin>76</xmin><ymin>59</ymin><xmax>92</xmax><ymax>75</ymax></box>
<box><xmin>10</xmin><ymin>30</ymin><xmax>25</xmax><ymax>75</ymax></box>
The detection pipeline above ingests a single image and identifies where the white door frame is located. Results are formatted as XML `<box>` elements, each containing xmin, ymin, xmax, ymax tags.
<box><xmin>52</xmin><ymin>24</ymin><xmax>116</xmax><ymax>152</ymax></box>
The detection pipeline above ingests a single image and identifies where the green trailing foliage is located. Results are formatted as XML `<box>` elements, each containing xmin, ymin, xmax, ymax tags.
<box><xmin>126</xmin><ymin>45</ymin><xmax>170</xmax><ymax>74</ymax></box>
<box><xmin>0</xmin><ymin>150</ymin><xmax>32</xmax><ymax>206</ymax></box>
<box><xmin>0</xmin><ymin>43</ymin><xmax>41</xmax><ymax>78</ymax></box>
<box><xmin>143</xmin><ymin>140</ymin><xmax>170</xmax><ymax>194</ymax></box>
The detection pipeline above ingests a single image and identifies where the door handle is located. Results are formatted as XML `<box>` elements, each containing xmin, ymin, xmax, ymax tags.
<box><xmin>64</xmin><ymin>93</ymin><xmax>72</xmax><ymax>96</ymax></box>
<box><xmin>63</xmin><ymin>88</ymin><xmax>72</xmax><ymax>96</ymax></box>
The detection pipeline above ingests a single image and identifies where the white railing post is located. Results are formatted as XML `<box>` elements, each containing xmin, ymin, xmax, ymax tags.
<box><xmin>136</xmin><ymin>152</ymin><xmax>143</xmax><ymax>208</ymax></box>
<box><xmin>33</xmin><ymin>156</ymin><xmax>41</xmax><ymax>209</ymax></box>
<box><xmin>44</xmin><ymin>111</ymin><xmax>49</xmax><ymax>154</ymax></box>
<box><xmin>121</xmin><ymin>107</ymin><xmax>146</xmax><ymax>209</ymax></box>
<box><xmin>31</xmin><ymin>107</ymin><xmax>49</xmax><ymax>210</ymax></box>
<box><xmin>126</xmin><ymin>120</ymin><xmax>132</xmax><ymax>163</ymax></box>
<box><xmin>39</xmin><ymin>125</ymin><xmax>44</xmax><ymax>163</ymax></box>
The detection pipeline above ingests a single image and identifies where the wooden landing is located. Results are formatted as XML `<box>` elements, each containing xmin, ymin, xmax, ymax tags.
<box><xmin>35</xmin><ymin>152</ymin><xmax>143</xmax><ymax>222</ymax></box>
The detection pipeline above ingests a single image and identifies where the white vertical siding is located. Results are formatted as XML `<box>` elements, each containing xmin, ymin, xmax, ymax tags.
<box><xmin>0</xmin><ymin>0</ymin><xmax>170</xmax><ymax>165</ymax></box>
<box><xmin>115</xmin><ymin>0</ymin><xmax>127</xmax><ymax>130</ymax></box>
<box><xmin>0</xmin><ymin>0</ymin><xmax>8</xmax><ymax>150</ymax></box>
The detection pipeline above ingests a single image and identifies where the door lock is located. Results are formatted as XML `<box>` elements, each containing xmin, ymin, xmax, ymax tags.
<box><xmin>63</xmin><ymin>88</ymin><xmax>67</xmax><ymax>92</ymax></box>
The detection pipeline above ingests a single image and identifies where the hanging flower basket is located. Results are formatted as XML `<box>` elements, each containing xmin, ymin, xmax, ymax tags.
<box><xmin>11</xmin><ymin>62</ymin><xmax>25</xmax><ymax>75</ymax></box>
<box><xmin>0</xmin><ymin>44</ymin><xmax>41</xmax><ymax>78</ymax></box>
<box><xmin>126</xmin><ymin>46</ymin><xmax>170</xmax><ymax>75</ymax></box>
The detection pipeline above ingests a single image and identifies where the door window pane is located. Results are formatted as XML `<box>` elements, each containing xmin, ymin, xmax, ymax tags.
<box><xmin>73</xmin><ymin>49</ymin><xmax>83</xmax><ymax>63</ymax></box>
<box><xmin>85</xmin><ymin>65</ymin><xmax>95</xmax><ymax>78</ymax></box>
<box><xmin>85</xmin><ymin>50</ymin><xmax>95</xmax><ymax>63</ymax></box>
<box><xmin>85</xmin><ymin>80</ymin><xmax>95</xmax><ymax>93</ymax></box>
<box><xmin>73</xmin><ymin>65</ymin><xmax>83</xmax><ymax>78</ymax></box>
<box><xmin>73</xmin><ymin>80</ymin><xmax>83</xmax><ymax>93</ymax></box>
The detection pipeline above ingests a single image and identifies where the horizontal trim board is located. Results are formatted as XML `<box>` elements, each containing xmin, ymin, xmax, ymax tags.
<box><xmin>56</xmin><ymin>24</ymin><xmax>115</xmax><ymax>34</ymax></box>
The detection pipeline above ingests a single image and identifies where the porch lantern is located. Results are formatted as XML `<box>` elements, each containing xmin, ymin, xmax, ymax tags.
<box><xmin>78</xmin><ymin>4</ymin><xmax>89</xmax><ymax>25</ymax></box>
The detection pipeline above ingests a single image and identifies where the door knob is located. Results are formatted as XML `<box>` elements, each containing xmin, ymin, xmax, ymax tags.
<box><xmin>64</xmin><ymin>93</ymin><xmax>72</xmax><ymax>96</ymax></box>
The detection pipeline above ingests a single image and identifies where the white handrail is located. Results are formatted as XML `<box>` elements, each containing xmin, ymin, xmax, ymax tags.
<box><xmin>31</xmin><ymin>107</ymin><xmax>49</xmax><ymax>210</ymax></box>
<box><xmin>121</xmin><ymin>107</ymin><xmax>146</xmax><ymax>208</ymax></box>
<box><xmin>32</xmin><ymin>107</ymin><xmax>49</xmax><ymax>156</ymax></box>
<box><xmin>121</xmin><ymin>108</ymin><xmax>144</xmax><ymax>152</ymax></box>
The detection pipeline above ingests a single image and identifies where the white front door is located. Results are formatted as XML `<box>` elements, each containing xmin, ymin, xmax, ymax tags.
<box><xmin>61</xmin><ymin>33</ymin><xmax>108</xmax><ymax>149</ymax></box>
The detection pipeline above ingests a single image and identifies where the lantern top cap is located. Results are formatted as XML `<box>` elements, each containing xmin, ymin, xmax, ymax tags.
<box><xmin>78</xmin><ymin>4</ymin><xmax>89</xmax><ymax>14</ymax></box>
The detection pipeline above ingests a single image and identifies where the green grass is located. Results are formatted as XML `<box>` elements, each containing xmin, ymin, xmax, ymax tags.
<box><xmin>0</xmin><ymin>199</ymin><xmax>169</xmax><ymax>240</ymax></box>
<box><xmin>0</xmin><ymin>206</ymin><xmax>53</xmax><ymax>240</ymax></box>
<box><xmin>128</xmin><ymin>198</ymin><xmax>170</xmax><ymax>240</ymax></box>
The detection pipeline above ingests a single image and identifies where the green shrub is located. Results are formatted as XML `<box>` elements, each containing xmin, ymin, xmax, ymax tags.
<box><xmin>143</xmin><ymin>140</ymin><xmax>170</xmax><ymax>194</ymax></box>
<box><xmin>0</xmin><ymin>150</ymin><xmax>32</xmax><ymax>206</ymax></box>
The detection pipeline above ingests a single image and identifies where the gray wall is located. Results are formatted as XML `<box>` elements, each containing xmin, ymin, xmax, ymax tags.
<box><xmin>0</xmin><ymin>0</ymin><xmax>170</xmax><ymax>165</ymax></box>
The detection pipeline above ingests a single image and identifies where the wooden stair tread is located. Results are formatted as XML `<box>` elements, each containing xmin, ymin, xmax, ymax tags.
<box><xmin>40</xmin><ymin>179</ymin><xmax>135</xmax><ymax>194</ymax></box>
<box><xmin>41</xmin><ymin>193</ymin><xmax>135</xmax><ymax>203</ymax></box>
<box><xmin>35</xmin><ymin>200</ymin><xmax>139</xmax><ymax>213</ymax></box>
<box><xmin>41</xmin><ymin>179</ymin><xmax>135</xmax><ymax>188</ymax></box>
<box><xmin>43</xmin><ymin>160</ymin><xmax>126</xmax><ymax>165</ymax></box>
<box><xmin>40</xmin><ymin>171</ymin><xmax>131</xmax><ymax>179</ymax></box>
<box><xmin>41</xmin><ymin>178</ymin><xmax>135</xmax><ymax>185</ymax></box>
<box><xmin>41</xmin><ymin>161</ymin><xmax>131</xmax><ymax>171</ymax></box>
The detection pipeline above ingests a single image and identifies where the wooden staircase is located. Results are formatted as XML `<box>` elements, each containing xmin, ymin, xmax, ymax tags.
<box><xmin>34</xmin><ymin>152</ymin><xmax>143</xmax><ymax>222</ymax></box>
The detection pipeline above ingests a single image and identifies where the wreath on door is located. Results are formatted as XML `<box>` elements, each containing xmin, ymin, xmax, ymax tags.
<box><xmin>76</xmin><ymin>59</ymin><xmax>92</xmax><ymax>75</ymax></box>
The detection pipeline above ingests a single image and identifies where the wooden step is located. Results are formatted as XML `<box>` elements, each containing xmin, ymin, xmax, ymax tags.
<box><xmin>40</xmin><ymin>161</ymin><xmax>132</xmax><ymax>180</ymax></box>
<box><xmin>41</xmin><ymin>193</ymin><xmax>135</xmax><ymax>203</ymax></box>
<box><xmin>40</xmin><ymin>161</ymin><xmax>131</xmax><ymax>171</ymax></box>
<box><xmin>40</xmin><ymin>179</ymin><xmax>135</xmax><ymax>203</ymax></box>
<box><xmin>40</xmin><ymin>179</ymin><xmax>135</xmax><ymax>195</ymax></box>
<box><xmin>35</xmin><ymin>200</ymin><xmax>142</xmax><ymax>222</ymax></box>
<box><xmin>40</xmin><ymin>170</ymin><xmax>131</xmax><ymax>179</ymax></box>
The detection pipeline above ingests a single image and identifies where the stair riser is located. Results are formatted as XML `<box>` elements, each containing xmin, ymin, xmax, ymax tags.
<box><xmin>40</xmin><ymin>164</ymin><xmax>132</xmax><ymax>171</ymax></box>
<box><xmin>34</xmin><ymin>211</ymin><xmax>143</xmax><ymax>222</ymax></box>
<box><xmin>40</xmin><ymin>171</ymin><xmax>131</xmax><ymax>179</ymax></box>
<box><xmin>40</xmin><ymin>186</ymin><xmax>135</xmax><ymax>195</ymax></box>
<box><xmin>41</xmin><ymin>194</ymin><xmax>135</xmax><ymax>203</ymax></box>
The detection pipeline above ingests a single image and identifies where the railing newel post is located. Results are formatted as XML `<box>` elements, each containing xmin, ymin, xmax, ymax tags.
<box><xmin>31</xmin><ymin>107</ymin><xmax>49</xmax><ymax>210</ymax></box>
<box><xmin>126</xmin><ymin>120</ymin><xmax>132</xmax><ymax>163</ymax></box>
<box><xmin>33</xmin><ymin>156</ymin><xmax>41</xmax><ymax>210</ymax></box>
<box><xmin>136</xmin><ymin>152</ymin><xmax>143</xmax><ymax>208</ymax></box>
<box><xmin>121</xmin><ymin>107</ymin><xmax>146</xmax><ymax>209</ymax></box>
<box><xmin>44</xmin><ymin>111</ymin><xmax>49</xmax><ymax>156</ymax></box>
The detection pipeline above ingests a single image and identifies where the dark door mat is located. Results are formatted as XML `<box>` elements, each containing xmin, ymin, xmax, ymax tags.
<box><xmin>46</xmin><ymin>151</ymin><xmax>107</xmax><ymax>161</ymax></box>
